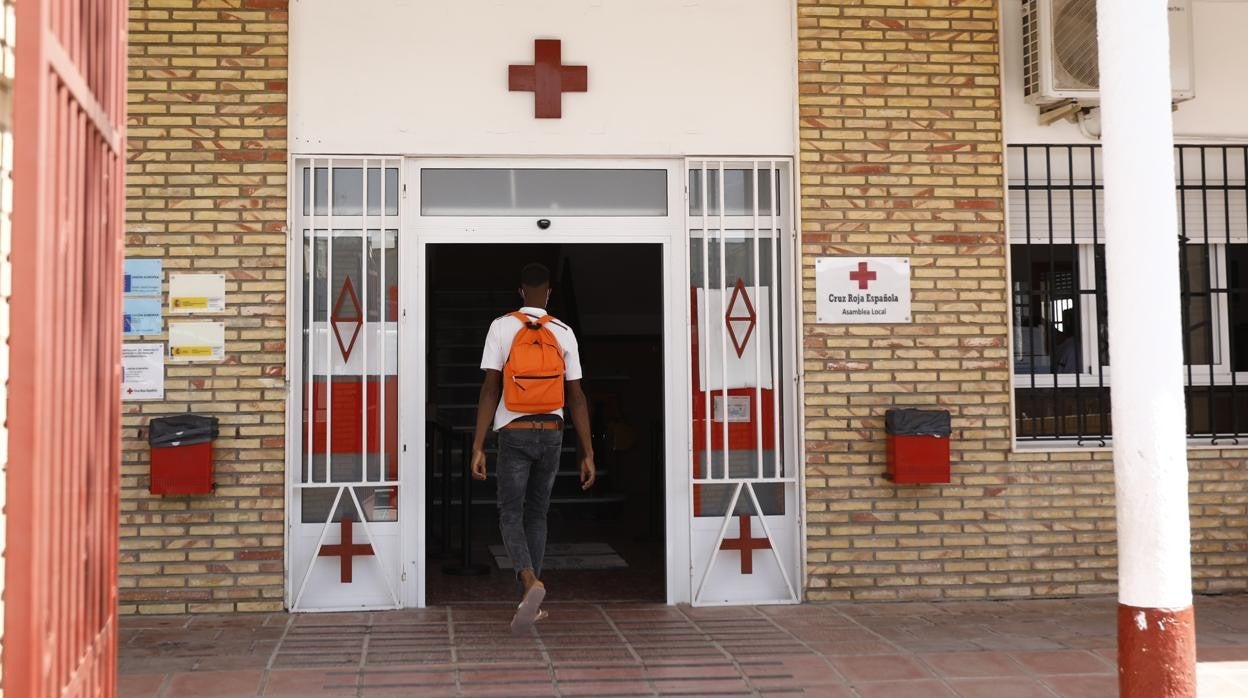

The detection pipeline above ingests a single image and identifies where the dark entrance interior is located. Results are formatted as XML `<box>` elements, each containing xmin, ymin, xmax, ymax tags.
<box><xmin>425</xmin><ymin>243</ymin><xmax>666</xmax><ymax>604</ymax></box>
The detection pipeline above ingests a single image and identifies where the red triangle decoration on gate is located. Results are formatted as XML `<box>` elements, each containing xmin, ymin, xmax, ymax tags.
<box><xmin>725</xmin><ymin>279</ymin><xmax>757</xmax><ymax>359</ymax></box>
<box><xmin>331</xmin><ymin>276</ymin><xmax>363</xmax><ymax>361</ymax></box>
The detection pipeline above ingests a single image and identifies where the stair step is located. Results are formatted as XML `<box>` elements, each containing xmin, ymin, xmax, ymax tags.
<box><xmin>432</xmin><ymin>495</ymin><xmax>627</xmax><ymax>506</ymax></box>
<box><xmin>429</xmin><ymin>469</ymin><xmax>609</xmax><ymax>480</ymax></box>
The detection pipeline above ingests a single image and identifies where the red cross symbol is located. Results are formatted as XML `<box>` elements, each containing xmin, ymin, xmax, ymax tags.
<box><xmin>509</xmin><ymin>39</ymin><xmax>588</xmax><ymax>119</ymax></box>
<box><xmin>318</xmin><ymin>515</ymin><xmax>374</xmax><ymax>583</ymax></box>
<box><xmin>849</xmin><ymin>262</ymin><xmax>877</xmax><ymax>290</ymax></box>
<box><xmin>721</xmin><ymin>515</ymin><xmax>772</xmax><ymax>575</ymax></box>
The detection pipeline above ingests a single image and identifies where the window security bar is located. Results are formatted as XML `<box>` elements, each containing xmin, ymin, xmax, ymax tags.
<box><xmin>1009</xmin><ymin>144</ymin><xmax>1248</xmax><ymax>444</ymax></box>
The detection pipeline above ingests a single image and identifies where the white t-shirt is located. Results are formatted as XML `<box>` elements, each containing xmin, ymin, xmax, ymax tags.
<box><xmin>480</xmin><ymin>307</ymin><xmax>583</xmax><ymax>431</ymax></box>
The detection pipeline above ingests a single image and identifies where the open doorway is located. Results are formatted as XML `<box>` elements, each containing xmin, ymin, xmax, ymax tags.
<box><xmin>424</xmin><ymin>243</ymin><xmax>666</xmax><ymax>604</ymax></box>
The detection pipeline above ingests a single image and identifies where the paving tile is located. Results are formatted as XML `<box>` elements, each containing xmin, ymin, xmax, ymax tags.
<box><xmin>1041</xmin><ymin>674</ymin><xmax>1119</xmax><ymax>698</ymax></box>
<box><xmin>1199</xmin><ymin>646</ymin><xmax>1248</xmax><ymax>662</ymax></box>
<box><xmin>361</xmin><ymin>687</ymin><xmax>475</xmax><ymax>698</ymax></box>
<box><xmin>187</xmin><ymin>614</ymin><xmax>281</xmax><ymax>629</ymax></box>
<box><xmin>164</xmin><ymin>670</ymin><xmax>265</xmax><ymax>698</ymax></box>
<box><xmin>262</xmin><ymin>669</ymin><xmax>358</xmax><ymax>697</ymax></box>
<box><xmin>853</xmin><ymin>679</ymin><xmax>959</xmax><ymax>697</ymax></box>
<box><xmin>739</xmin><ymin>655</ymin><xmax>846</xmax><ymax>685</ymax></box>
<box><xmin>459</xmin><ymin>681</ymin><xmax>561</xmax><ymax>696</ymax></box>
<box><xmin>919</xmin><ymin>651</ymin><xmax>1028</xmax><ymax>678</ymax></box>
<box><xmin>558</xmin><ymin>679</ymin><xmax>656</xmax><ymax>696</ymax></box>
<box><xmin>805</xmin><ymin>639</ymin><xmax>899</xmax><ymax>656</ymax></box>
<box><xmin>116</xmin><ymin>674</ymin><xmax>166</xmax><ymax>698</ymax></box>
<box><xmin>643</xmin><ymin>663</ymin><xmax>741</xmax><ymax>679</ymax></box>
<box><xmin>947</xmin><ymin>677</ymin><xmax>1058</xmax><ymax>698</ymax></box>
<box><xmin>764</xmin><ymin>685</ymin><xmax>857</xmax><ymax>698</ymax></box>
<box><xmin>1010</xmin><ymin>650</ymin><xmax>1114</xmax><ymax>675</ymax></box>
<box><xmin>119</xmin><ymin>616</ymin><xmax>194</xmax><ymax>631</ymax></box>
<box><xmin>119</xmin><ymin>657</ymin><xmax>199</xmax><ymax>674</ymax></box>
<box><xmin>113</xmin><ymin>599</ymin><xmax>1248</xmax><ymax>698</ymax></box>
<box><xmin>649</xmin><ymin>677</ymin><xmax>754</xmax><ymax>694</ymax></box>
<box><xmin>357</xmin><ymin>668</ymin><xmax>456</xmax><ymax>687</ymax></box>
<box><xmin>975</xmin><ymin>635</ymin><xmax>1066</xmax><ymax>651</ymax></box>
<box><xmin>1197</xmin><ymin>672</ymin><xmax>1248</xmax><ymax>698</ymax></box>
<box><xmin>829</xmin><ymin>654</ymin><xmax>934</xmax><ymax>682</ymax></box>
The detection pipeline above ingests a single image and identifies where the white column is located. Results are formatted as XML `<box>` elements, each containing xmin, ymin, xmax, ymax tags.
<box><xmin>1096</xmin><ymin>0</ymin><xmax>1196</xmax><ymax>694</ymax></box>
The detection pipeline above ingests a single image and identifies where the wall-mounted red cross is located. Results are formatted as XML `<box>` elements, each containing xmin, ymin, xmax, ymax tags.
<box><xmin>318</xmin><ymin>515</ymin><xmax>374</xmax><ymax>583</ymax></box>
<box><xmin>508</xmin><ymin>39</ymin><xmax>587</xmax><ymax>119</ymax></box>
<box><xmin>849</xmin><ymin>261</ymin><xmax>877</xmax><ymax>290</ymax></box>
<box><xmin>721</xmin><ymin>515</ymin><xmax>772</xmax><ymax>575</ymax></box>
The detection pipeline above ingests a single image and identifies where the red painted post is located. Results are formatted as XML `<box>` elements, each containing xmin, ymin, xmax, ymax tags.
<box><xmin>6</xmin><ymin>0</ymin><xmax>127</xmax><ymax>695</ymax></box>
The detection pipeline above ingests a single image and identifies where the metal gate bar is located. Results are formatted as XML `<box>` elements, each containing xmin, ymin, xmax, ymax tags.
<box><xmin>8</xmin><ymin>0</ymin><xmax>127</xmax><ymax>694</ymax></box>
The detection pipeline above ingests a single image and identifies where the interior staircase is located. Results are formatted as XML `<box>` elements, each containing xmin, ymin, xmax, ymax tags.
<box><xmin>425</xmin><ymin>284</ymin><xmax>625</xmax><ymax>555</ymax></box>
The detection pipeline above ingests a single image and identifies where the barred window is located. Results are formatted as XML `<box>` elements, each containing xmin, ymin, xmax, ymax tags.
<box><xmin>1009</xmin><ymin>145</ymin><xmax>1248</xmax><ymax>445</ymax></box>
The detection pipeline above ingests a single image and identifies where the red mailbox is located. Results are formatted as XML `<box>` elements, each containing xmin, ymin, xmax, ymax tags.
<box><xmin>148</xmin><ymin>415</ymin><xmax>219</xmax><ymax>495</ymax></box>
<box><xmin>884</xmin><ymin>409</ymin><xmax>951</xmax><ymax>484</ymax></box>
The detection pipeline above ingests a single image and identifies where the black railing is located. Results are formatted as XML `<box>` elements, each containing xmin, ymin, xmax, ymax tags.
<box><xmin>1009</xmin><ymin>144</ymin><xmax>1248</xmax><ymax>444</ymax></box>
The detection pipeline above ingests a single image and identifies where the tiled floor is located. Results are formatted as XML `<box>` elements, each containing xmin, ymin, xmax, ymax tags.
<box><xmin>118</xmin><ymin>596</ymin><xmax>1248</xmax><ymax>697</ymax></box>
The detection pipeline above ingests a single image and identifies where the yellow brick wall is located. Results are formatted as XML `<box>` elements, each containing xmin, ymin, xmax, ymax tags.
<box><xmin>117</xmin><ymin>0</ymin><xmax>1248</xmax><ymax>612</ymax></box>
<box><xmin>123</xmin><ymin>0</ymin><xmax>288</xmax><ymax>614</ymax></box>
<box><xmin>797</xmin><ymin>0</ymin><xmax>1248</xmax><ymax>601</ymax></box>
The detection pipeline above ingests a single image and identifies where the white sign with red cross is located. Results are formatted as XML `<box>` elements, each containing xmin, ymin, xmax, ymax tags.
<box><xmin>815</xmin><ymin>257</ymin><xmax>911</xmax><ymax>324</ymax></box>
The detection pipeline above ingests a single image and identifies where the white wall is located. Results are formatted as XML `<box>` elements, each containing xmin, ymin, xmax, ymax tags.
<box><xmin>1002</xmin><ymin>0</ymin><xmax>1248</xmax><ymax>143</ymax></box>
<box><xmin>290</xmin><ymin>0</ymin><xmax>796</xmax><ymax>157</ymax></box>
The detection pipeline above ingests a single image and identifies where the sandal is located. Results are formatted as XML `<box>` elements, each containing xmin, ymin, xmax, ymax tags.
<box><xmin>510</xmin><ymin>581</ymin><xmax>546</xmax><ymax>635</ymax></box>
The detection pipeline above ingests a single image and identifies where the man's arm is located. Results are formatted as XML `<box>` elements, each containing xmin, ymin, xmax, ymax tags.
<box><xmin>565</xmin><ymin>380</ymin><xmax>596</xmax><ymax>490</ymax></box>
<box><xmin>470</xmin><ymin>370</ymin><xmax>502</xmax><ymax>480</ymax></box>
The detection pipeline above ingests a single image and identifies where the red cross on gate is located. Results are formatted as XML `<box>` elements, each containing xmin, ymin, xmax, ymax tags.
<box><xmin>318</xmin><ymin>515</ymin><xmax>374</xmax><ymax>583</ymax></box>
<box><xmin>508</xmin><ymin>39</ymin><xmax>588</xmax><ymax>119</ymax></box>
<box><xmin>721</xmin><ymin>515</ymin><xmax>771</xmax><ymax>575</ymax></box>
<box><xmin>849</xmin><ymin>261</ymin><xmax>877</xmax><ymax>290</ymax></box>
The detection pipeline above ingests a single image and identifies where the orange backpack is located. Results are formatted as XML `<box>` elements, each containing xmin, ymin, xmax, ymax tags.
<box><xmin>502</xmin><ymin>312</ymin><xmax>566</xmax><ymax>413</ymax></box>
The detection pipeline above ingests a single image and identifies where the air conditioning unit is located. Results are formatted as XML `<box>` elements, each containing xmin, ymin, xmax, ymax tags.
<box><xmin>1023</xmin><ymin>0</ymin><xmax>1195</xmax><ymax>107</ymax></box>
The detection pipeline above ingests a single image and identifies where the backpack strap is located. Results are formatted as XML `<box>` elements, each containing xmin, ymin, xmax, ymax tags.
<box><xmin>510</xmin><ymin>310</ymin><xmax>536</xmax><ymax>328</ymax></box>
<box><xmin>510</xmin><ymin>311</ymin><xmax>557</xmax><ymax>329</ymax></box>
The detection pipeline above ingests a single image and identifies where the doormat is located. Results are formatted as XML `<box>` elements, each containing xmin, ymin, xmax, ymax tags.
<box><xmin>489</xmin><ymin>542</ymin><xmax>628</xmax><ymax>570</ymax></box>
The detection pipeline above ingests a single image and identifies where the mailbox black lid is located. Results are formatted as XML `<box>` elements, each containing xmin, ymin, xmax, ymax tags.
<box><xmin>885</xmin><ymin>408</ymin><xmax>951</xmax><ymax>437</ymax></box>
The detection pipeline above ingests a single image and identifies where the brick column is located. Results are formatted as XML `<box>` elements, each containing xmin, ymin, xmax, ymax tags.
<box><xmin>797</xmin><ymin>0</ymin><xmax>1009</xmax><ymax>600</ymax></box>
<box><xmin>1096</xmin><ymin>0</ymin><xmax>1197</xmax><ymax>694</ymax></box>
<box><xmin>124</xmin><ymin>0</ymin><xmax>289</xmax><ymax>614</ymax></box>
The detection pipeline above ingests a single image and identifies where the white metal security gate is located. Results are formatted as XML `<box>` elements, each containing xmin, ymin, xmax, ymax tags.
<box><xmin>286</xmin><ymin>157</ymin><xmax>801</xmax><ymax>609</ymax></box>
<box><xmin>687</xmin><ymin>159</ymin><xmax>801</xmax><ymax>605</ymax></box>
<box><xmin>287</xmin><ymin>157</ymin><xmax>409</xmax><ymax>610</ymax></box>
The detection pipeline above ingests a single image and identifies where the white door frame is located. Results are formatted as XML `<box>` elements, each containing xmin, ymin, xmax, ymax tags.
<box><xmin>285</xmin><ymin>156</ymin><xmax>804</xmax><ymax>610</ymax></box>
<box><xmin>285</xmin><ymin>156</ymin><xmax>407</xmax><ymax>612</ymax></box>
<box><xmin>404</xmin><ymin>157</ymin><xmax>692</xmax><ymax>607</ymax></box>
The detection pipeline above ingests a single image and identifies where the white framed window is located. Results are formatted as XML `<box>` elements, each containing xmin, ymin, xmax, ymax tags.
<box><xmin>1009</xmin><ymin>144</ymin><xmax>1248</xmax><ymax>445</ymax></box>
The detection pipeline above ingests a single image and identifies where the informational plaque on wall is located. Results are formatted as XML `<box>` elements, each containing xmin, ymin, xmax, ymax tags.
<box><xmin>123</xmin><ymin>259</ymin><xmax>163</xmax><ymax>296</ymax></box>
<box><xmin>815</xmin><ymin>257</ymin><xmax>911</xmax><ymax>324</ymax></box>
<box><xmin>169</xmin><ymin>273</ymin><xmax>226</xmax><ymax>313</ymax></box>
<box><xmin>122</xmin><ymin>343</ymin><xmax>165</xmax><ymax>401</ymax></box>
<box><xmin>168</xmin><ymin>321</ymin><xmax>226</xmax><ymax>362</ymax></box>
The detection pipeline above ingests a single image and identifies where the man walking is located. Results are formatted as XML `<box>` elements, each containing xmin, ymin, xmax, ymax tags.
<box><xmin>470</xmin><ymin>263</ymin><xmax>596</xmax><ymax>634</ymax></box>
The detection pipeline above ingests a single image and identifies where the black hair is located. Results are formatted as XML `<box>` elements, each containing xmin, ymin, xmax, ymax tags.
<box><xmin>520</xmin><ymin>263</ymin><xmax>551</xmax><ymax>289</ymax></box>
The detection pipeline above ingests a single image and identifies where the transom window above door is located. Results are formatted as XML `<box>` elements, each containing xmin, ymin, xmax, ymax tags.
<box><xmin>420</xmin><ymin>168</ymin><xmax>668</xmax><ymax>216</ymax></box>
